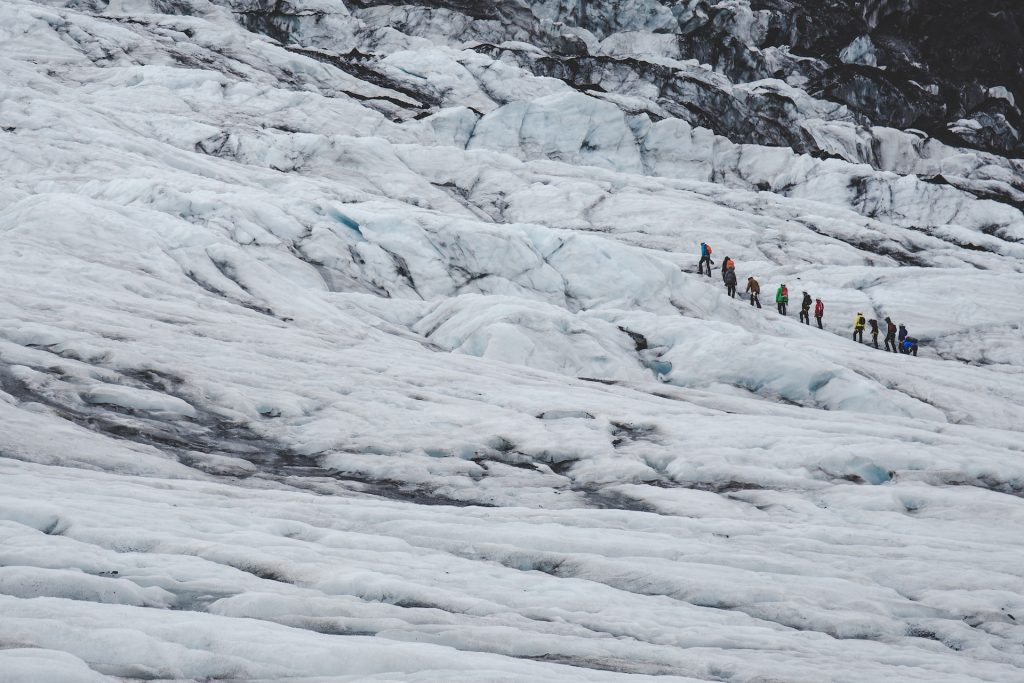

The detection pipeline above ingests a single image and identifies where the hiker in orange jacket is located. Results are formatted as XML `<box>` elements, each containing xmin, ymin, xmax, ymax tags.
<box><xmin>720</xmin><ymin>256</ymin><xmax>734</xmax><ymax>282</ymax></box>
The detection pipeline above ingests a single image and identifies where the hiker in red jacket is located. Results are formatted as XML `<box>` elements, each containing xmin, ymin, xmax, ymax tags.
<box><xmin>814</xmin><ymin>298</ymin><xmax>824</xmax><ymax>329</ymax></box>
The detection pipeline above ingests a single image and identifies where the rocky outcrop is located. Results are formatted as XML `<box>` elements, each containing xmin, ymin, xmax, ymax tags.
<box><xmin>752</xmin><ymin>0</ymin><xmax>1024</xmax><ymax>155</ymax></box>
<box><xmin>223</xmin><ymin>0</ymin><xmax>1022</xmax><ymax>161</ymax></box>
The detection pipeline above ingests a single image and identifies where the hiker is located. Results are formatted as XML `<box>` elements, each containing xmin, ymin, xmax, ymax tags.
<box><xmin>721</xmin><ymin>256</ymin><xmax>734</xmax><ymax>282</ymax></box>
<box><xmin>814</xmin><ymin>298</ymin><xmax>824</xmax><ymax>329</ymax></box>
<box><xmin>868</xmin><ymin>319</ymin><xmax>879</xmax><ymax>348</ymax></box>
<box><xmin>724</xmin><ymin>267</ymin><xmax>737</xmax><ymax>298</ymax></box>
<box><xmin>698</xmin><ymin>242</ymin><xmax>713</xmax><ymax>277</ymax></box>
<box><xmin>745</xmin><ymin>276</ymin><xmax>761</xmax><ymax>308</ymax></box>
<box><xmin>898</xmin><ymin>324</ymin><xmax>909</xmax><ymax>352</ymax></box>
<box><xmin>884</xmin><ymin>317</ymin><xmax>898</xmax><ymax>352</ymax></box>
<box><xmin>799</xmin><ymin>292</ymin><xmax>812</xmax><ymax>324</ymax></box>
<box><xmin>902</xmin><ymin>337</ymin><xmax>919</xmax><ymax>356</ymax></box>
<box><xmin>853</xmin><ymin>312</ymin><xmax>866</xmax><ymax>342</ymax></box>
<box><xmin>776</xmin><ymin>284</ymin><xmax>789</xmax><ymax>315</ymax></box>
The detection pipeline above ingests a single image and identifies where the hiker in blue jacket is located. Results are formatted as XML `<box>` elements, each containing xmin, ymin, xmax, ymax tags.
<box><xmin>698</xmin><ymin>242</ymin><xmax>713</xmax><ymax>277</ymax></box>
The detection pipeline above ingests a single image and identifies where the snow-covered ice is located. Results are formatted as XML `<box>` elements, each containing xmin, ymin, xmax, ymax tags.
<box><xmin>1</xmin><ymin>0</ymin><xmax>1024</xmax><ymax>681</ymax></box>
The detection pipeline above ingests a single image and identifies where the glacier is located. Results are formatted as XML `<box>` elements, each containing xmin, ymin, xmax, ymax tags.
<box><xmin>1</xmin><ymin>0</ymin><xmax>1023</xmax><ymax>681</ymax></box>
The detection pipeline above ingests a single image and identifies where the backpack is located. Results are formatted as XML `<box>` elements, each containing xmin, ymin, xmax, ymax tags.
<box><xmin>857</xmin><ymin>315</ymin><xmax>866</xmax><ymax>328</ymax></box>
<box><xmin>815</xmin><ymin>301</ymin><xmax>824</xmax><ymax>316</ymax></box>
<box><xmin>781</xmin><ymin>286</ymin><xmax>788</xmax><ymax>299</ymax></box>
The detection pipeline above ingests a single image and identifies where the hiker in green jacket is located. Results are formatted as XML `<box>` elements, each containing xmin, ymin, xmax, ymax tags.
<box><xmin>776</xmin><ymin>284</ymin><xmax>789</xmax><ymax>315</ymax></box>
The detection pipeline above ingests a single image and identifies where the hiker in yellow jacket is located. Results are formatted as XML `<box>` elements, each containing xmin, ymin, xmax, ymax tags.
<box><xmin>853</xmin><ymin>312</ymin><xmax>866</xmax><ymax>343</ymax></box>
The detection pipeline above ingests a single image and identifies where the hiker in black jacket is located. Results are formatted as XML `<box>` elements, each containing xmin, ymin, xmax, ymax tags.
<box><xmin>868</xmin><ymin>319</ymin><xmax>879</xmax><ymax>348</ymax></box>
<box><xmin>724</xmin><ymin>267</ymin><xmax>737</xmax><ymax>298</ymax></box>
<box><xmin>799</xmin><ymin>292</ymin><xmax>812</xmax><ymax>324</ymax></box>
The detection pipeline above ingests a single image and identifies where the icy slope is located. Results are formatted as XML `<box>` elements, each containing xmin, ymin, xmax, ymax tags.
<box><xmin>2</xmin><ymin>0</ymin><xmax>1024</xmax><ymax>681</ymax></box>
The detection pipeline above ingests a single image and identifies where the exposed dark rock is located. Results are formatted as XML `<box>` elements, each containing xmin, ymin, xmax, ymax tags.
<box><xmin>753</xmin><ymin>0</ymin><xmax>1024</xmax><ymax>155</ymax></box>
<box><xmin>472</xmin><ymin>44</ymin><xmax>824</xmax><ymax>152</ymax></box>
<box><xmin>229</xmin><ymin>0</ymin><xmax>1024</xmax><ymax>157</ymax></box>
<box><xmin>284</xmin><ymin>46</ymin><xmax>442</xmax><ymax>111</ymax></box>
<box><xmin>617</xmin><ymin>326</ymin><xmax>648</xmax><ymax>351</ymax></box>
<box><xmin>815</xmin><ymin>63</ymin><xmax>942</xmax><ymax>130</ymax></box>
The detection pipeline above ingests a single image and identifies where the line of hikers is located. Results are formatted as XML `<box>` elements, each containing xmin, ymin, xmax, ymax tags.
<box><xmin>700</xmin><ymin>242</ymin><xmax>920</xmax><ymax>356</ymax></box>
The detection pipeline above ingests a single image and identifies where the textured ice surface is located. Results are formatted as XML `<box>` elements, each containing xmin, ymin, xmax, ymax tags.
<box><xmin>1</xmin><ymin>0</ymin><xmax>1024</xmax><ymax>681</ymax></box>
